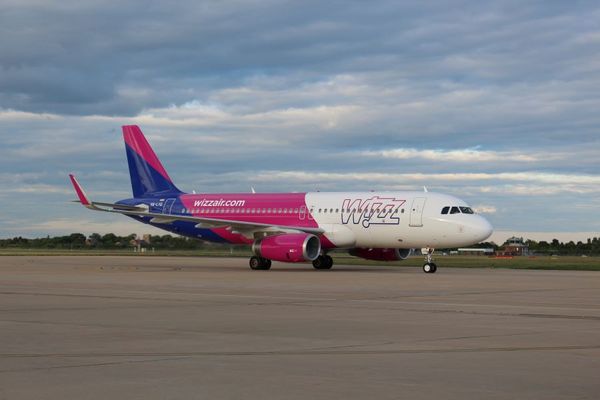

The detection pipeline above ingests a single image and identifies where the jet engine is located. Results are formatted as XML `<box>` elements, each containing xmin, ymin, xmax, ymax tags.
<box><xmin>349</xmin><ymin>248</ymin><xmax>413</xmax><ymax>261</ymax></box>
<box><xmin>252</xmin><ymin>233</ymin><xmax>321</xmax><ymax>263</ymax></box>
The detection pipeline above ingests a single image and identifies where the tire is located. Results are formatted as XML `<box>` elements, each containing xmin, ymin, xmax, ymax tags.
<box><xmin>423</xmin><ymin>263</ymin><xmax>432</xmax><ymax>273</ymax></box>
<box><xmin>313</xmin><ymin>255</ymin><xmax>333</xmax><ymax>270</ymax></box>
<box><xmin>249</xmin><ymin>256</ymin><xmax>261</xmax><ymax>270</ymax></box>
<box><xmin>313</xmin><ymin>256</ymin><xmax>331</xmax><ymax>269</ymax></box>
<box><xmin>430</xmin><ymin>263</ymin><xmax>437</xmax><ymax>273</ymax></box>
<box><xmin>262</xmin><ymin>259</ymin><xmax>272</xmax><ymax>270</ymax></box>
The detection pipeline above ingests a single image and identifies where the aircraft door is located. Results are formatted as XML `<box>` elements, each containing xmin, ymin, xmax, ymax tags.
<box><xmin>163</xmin><ymin>198</ymin><xmax>176</xmax><ymax>215</ymax></box>
<box><xmin>299</xmin><ymin>206</ymin><xmax>306</xmax><ymax>220</ymax></box>
<box><xmin>409</xmin><ymin>197</ymin><xmax>427</xmax><ymax>227</ymax></box>
<box><xmin>307</xmin><ymin>206</ymin><xmax>314</xmax><ymax>220</ymax></box>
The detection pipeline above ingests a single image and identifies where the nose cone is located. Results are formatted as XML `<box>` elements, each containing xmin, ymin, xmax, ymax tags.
<box><xmin>474</xmin><ymin>215</ymin><xmax>493</xmax><ymax>242</ymax></box>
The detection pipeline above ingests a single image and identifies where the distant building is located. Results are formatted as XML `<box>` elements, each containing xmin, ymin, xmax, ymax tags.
<box><xmin>498</xmin><ymin>236</ymin><xmax>529</xmax><ymax>256</ymax></box>
<box><xmin>457</xmin><ymin>248</ymin><xmax>495</xmax><ymax>256</ymax></box>
<box><xmin>130</xmin><ymin>234</ymin><xmax>151</xmax><ymax>250</ymax></box>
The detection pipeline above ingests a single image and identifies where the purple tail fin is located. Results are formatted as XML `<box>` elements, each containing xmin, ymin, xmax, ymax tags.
<box><xmin>122</xmin><ymin>125</ymin><xmax>182</xmax><ymax>198</ymax></box>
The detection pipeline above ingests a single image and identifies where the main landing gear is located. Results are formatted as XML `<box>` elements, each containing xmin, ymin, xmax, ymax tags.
<box><xmin>248</xmin><ymin>255</ymin><xmax>334</xmax><ymax>270</ymax></box>
<box><xmin>249</xmin><ymin>256</ymin><xmax>271</xmax><ymax>270</ymax></box>
<box><xmin>312</xmin><ymin>255</ymin><xmax>333</xmax><ymax>270</ymax></box>
<box><xmin>422</xmin><ymin>248</ymin><xmax>437</xmax><ymax>273</ymax></box>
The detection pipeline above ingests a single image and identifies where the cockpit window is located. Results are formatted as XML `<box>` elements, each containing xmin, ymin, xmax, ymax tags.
<box><xmin>450</xmin><ymin>206</ymin><xmax>460</xmax><ymax>214</ymax></box>
<box><xmin>460</xmin><ymin>206</ymin><xmax>474</xmax><ymax>214</ymax></box>
<box><xmin>441</xmin><ymin>206</ymin><xmax>450</xmax><ymax>214</ymax></box>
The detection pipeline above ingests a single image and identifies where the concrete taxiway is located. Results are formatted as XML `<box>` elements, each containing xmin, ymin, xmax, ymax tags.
<box><xmin>0</xmin><ymin>256</ymin><xmax>599</xmax><ymax>399</ymax></box>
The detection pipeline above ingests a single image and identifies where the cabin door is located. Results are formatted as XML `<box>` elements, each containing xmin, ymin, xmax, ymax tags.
<box><xmin>163</xmin><ymin>198</ymin><xmax>176</xmax><ymax>215</ymax></box>
<box><xmin>409</xmin><ymin>197</ymin><xmax>426</xmax><ymax>227</ymax></box>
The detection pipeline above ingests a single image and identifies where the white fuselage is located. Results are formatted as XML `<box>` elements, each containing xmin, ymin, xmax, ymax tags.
<box><xmin>306</xmin><ymin>191</ymin><xmax>493</xmax><ymax>249</ymax></box>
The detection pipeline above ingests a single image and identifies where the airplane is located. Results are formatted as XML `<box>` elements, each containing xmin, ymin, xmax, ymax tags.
<box><xmin>69</xmin><ymin>125</ymin><xmax>493</xmax><ymax>272</ymax></box>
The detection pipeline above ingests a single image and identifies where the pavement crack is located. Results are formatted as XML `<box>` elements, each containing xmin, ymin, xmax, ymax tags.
<box><xmin>1</xmin><ymin>344</ymin><xmax>599</xmax><ymax>360</ymax></box>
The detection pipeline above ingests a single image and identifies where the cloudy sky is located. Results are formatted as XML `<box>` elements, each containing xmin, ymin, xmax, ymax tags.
<box><xmin>1</xmin><ymin>0</ymin><xmax>599</xmax><ymax>243</ymax></box>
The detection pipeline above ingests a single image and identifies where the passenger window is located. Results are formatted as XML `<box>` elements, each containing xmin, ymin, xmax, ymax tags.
<box><xmin>324</xmin><ymin>209</ymin><xmax>327</xmax><ymax>213</ymax></box>
<box><xmin>441</xmin><ymin>206</ymin><xmax>449</xmax><ymax>214</ymax></box>
<box><xmin>460</xmin><ymin>207</ymin><xmax>474</xmax><ymax>214</ymax></box>
<box><xmin>450</xmin><ymin>206</ymin><xmax>460</xmax><ymax>214</ymax></box>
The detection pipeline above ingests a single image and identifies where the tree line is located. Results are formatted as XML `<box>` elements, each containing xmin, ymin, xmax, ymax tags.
<box><xmin>0</xmin><ymin>233</ymin><xmax>210</xmax><ymax>250</ymax></box>
<box><xmin>465</xmin><ymin>238</ymin><xmax>600</xmax><ymax>256</ymax></box>
<box><xmin>1</xmin><ymin>234</ymin><xmax>599</xmax><ymax>255</ymax></box>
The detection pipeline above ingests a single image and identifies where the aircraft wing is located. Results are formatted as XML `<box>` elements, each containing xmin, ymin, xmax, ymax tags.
<box><xmin>69</xmin><ymin>174</ymin><xmax>324</xmax><ymax>237</ymax></box>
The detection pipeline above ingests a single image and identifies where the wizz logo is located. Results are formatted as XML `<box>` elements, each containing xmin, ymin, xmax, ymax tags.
<box><xmin>341</xmin><ymin>197</ymin><xmax>405</xmax><ymax>228</ymax></box>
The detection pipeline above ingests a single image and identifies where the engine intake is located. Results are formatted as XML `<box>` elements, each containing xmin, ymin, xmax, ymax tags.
<box><xmin>349</xmin><ymin>248</ymin><xmax>412</xmax><ymax>261</ymax></box>
<box><xmin>253</xmin><ymin>233</ymin><xmax>321</xmax><ymax>263</ymax></box>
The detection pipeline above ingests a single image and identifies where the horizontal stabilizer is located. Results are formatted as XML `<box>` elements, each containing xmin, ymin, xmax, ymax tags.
<box><xmin>69</xmin><ymin>174</ymin><xmax>92</xmax><ymax>208</ymax></box>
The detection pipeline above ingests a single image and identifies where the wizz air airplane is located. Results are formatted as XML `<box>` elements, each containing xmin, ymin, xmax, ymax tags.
<box><xmin>70</xmin><ymin>125</ymin><xmax>493</xmax><ymax>272</ymax></box>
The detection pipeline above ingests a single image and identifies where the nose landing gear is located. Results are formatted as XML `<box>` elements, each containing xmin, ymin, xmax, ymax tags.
<box><xmin>422</xmin><ymin>248</ymin><xmax>437</xmax><ymax>273</ymax></box>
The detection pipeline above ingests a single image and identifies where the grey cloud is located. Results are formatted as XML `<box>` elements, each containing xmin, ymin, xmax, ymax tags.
<box><xmin>2</xmin><ymin>1</ymin><xmax>599</xmax><ymax>116</ymax></box>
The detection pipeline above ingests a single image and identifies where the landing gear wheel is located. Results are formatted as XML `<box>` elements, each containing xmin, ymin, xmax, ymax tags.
<box><xmin>312</xmin><ymin>255</ymin><xmax>333</xmax><ymax>270</ymax></box>
<box><xmin>422</xmin><ymin>262</ymin><xmax>437</xmax><ymax>273</ymax></box>
<box><xmin>249</xmin><ymin>256</ymin><xmax>261</xmax><ymax>270</ymax></box>
<box><xmin>249</xmin><ymin>256</ymin><xmax>271</xmax><ymax>270</ymax></box>
<box><xmin>421</xmin><ymin>248</ymin><xmax>437</xmax><ymax>273</ymax></box>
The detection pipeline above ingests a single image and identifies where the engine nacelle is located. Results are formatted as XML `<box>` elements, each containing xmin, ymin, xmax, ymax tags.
<box><xmin>252</xmin><ymin>233</ymin><xmax>321</xmax><ymax>263</ymax></box>
<box><xmin>349</xmin><ymin>248</ymin><xmax>413</xmax><ymax>261</ymax></box>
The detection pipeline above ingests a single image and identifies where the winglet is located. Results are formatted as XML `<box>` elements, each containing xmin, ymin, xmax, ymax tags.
<box><xmin>69</xmin><ymin>174</ymin><xmax>92</xmax><ymax>207</ymax></box>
